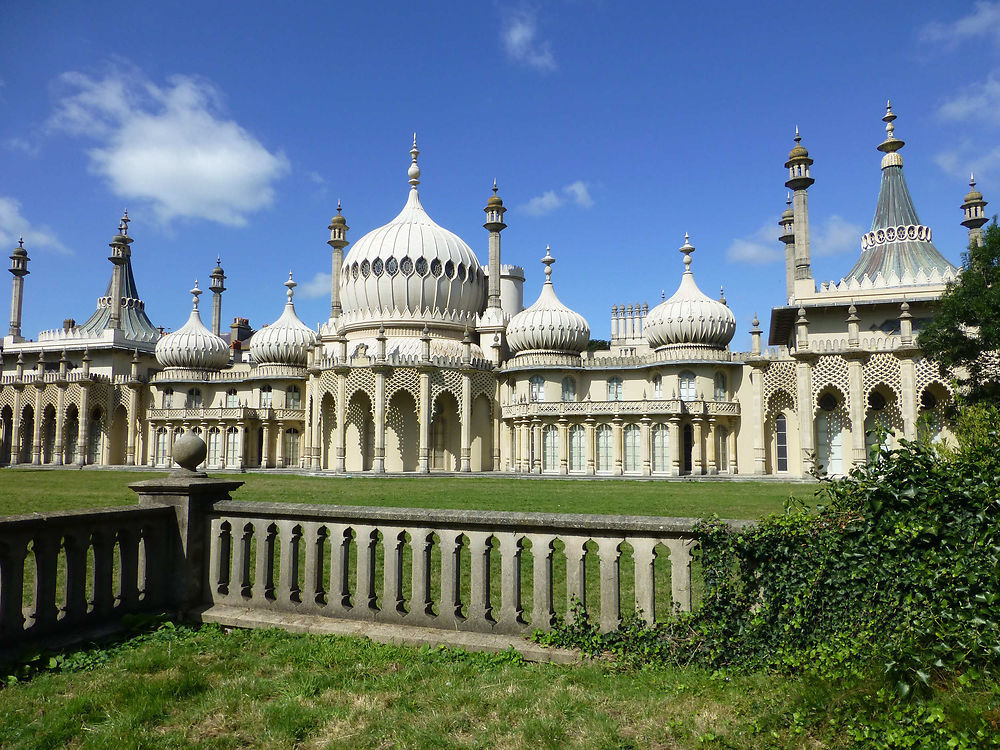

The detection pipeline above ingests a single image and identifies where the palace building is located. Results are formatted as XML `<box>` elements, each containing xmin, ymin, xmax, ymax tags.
<box><xmin>0</xmin><ymin>105</ymin><xmax>985</xmax><ymax>478</ymax></box>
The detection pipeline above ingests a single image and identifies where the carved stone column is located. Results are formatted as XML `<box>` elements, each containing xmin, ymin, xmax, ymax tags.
<box><xmin>460</xmin><ymin>370</ymin><xmax>472</xmax><ymax>473</ymax></box>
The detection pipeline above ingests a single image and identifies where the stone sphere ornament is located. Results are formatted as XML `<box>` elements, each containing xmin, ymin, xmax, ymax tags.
<box><xmin>172</xmin><ymin>433</ymin><xmax>207</xmax><ymax>475</ymax></box>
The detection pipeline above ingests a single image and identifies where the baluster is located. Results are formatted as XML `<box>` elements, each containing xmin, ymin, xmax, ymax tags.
<box><xmin>596</xmin><ymin>537</ymin><xmax>622</xmax><ymax>632</ymax></box>
<box><xmin>408</xmin><ymin>528</ymin><xmax>433</xmax><ymax>625</ymax></box>
<box><xmin>465</xmin><ymin>531</ymin><xmax>494</xmax><ymax>630</ymax></box>
<box><xmin>354</xmin><ymin>525</ymin><xmax>378</xmax><ymax>617</ymax></box>
<box><xmin>277</xmin><ymin>521</ymin><xmax>302</xmax><ymax>608</ymax></box>
<box><xmin>92</xmin><ymin>531</ymin><xmax>115</xmax><ymax>617</ymax></box>
<box><xmin>380</xmin><ymin>526</ymin><xmax>405</xmax><ymax>620</ymax></box>
<box><xmin>327</xmin><ymin>524</ymin><xmax>351</xmax><ymax>615</ymax></box>
<box><xmin>497</xmin><ymin>533</ymin><xmax>526</xmax><ymax>633</ymax></box>
<box><xmin>562</xmin><ymin>535</ymin><xmax>589</xmax><ymax>623</ymax></box>
<box><xmin>527</xmin><ymin>533</ymin><xmax>555</xmax><ymax>630</ymax></box>
<box><xmin>62</xmin><ymin>530</ymin><xmax>88</xmax><ymax>625</ymax></box>
<box><xmin>665</xmin><ymin>538</ymin><xmax>697</xmax><ymax>613</ymax></box>
<box><xmin>301</xmin><ymin>522</ymin><xmax>325</xmax><ymax>610</ymax></box>
<box><xmin>208</xmin><ymin>518</ymin><xmax>228</xmax><ymax>601</ymax></box>
<box><xmin>629</xmin><ymin>537</ymin><xmax>657</xmax><ymax>624</ymax></box>
<box><xmin>31</xmin><ymin>533</ymin><xmax>60</xmax><ymax>631</ymax></box>
<box><xmin>231</xmin><ymin>520</ymin><xmax>252</xmax><ymax>602</ymax></box>
<box><xmin>252</xmin><ymin>520</ymin><xmax>275</xmax><ymax>604</ymax></box>
<box><xmin>117</xmin><ymin>526</ymin><xmax>141</xmax><ymax>610</ymax></box>
<box><xmin>0</xmin><ymin>535</ymin><xmax>28</xmax><ymax>637</ymax></box>
<box><xmin>438</xmin><ymin>530</ymin><xmax>464</xmax><ymax>627</ymax></box>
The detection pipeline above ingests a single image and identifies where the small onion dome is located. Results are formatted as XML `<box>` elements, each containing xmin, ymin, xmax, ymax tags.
<box><xmin>645</xmin><ymin>234</ymin><xmax>736</xmax><ymax>350</ymax></box>
<box><xmin>788</xmin><ymin>127</ymin><xmax>809</xmax><ymax>160</ymax></box>
<box><xmin>965</xmin><ymin>174</ymin><xmax>984</xmax><ymax>203</ymax></box>
<box><xmin>487</xmin><ymin>179</ymin><xmax>503</xmax><ymax>207</ymax></box>
<box><xmin>155</xmin><ymin>281</ymin><xmax>230</xmax><ymax>369</ymax></box>
<box><xmin>11</xmin><ymin>236</ymin><xmax>27</xmax><ymax>258</ymax></box>
<box><xmin>329</xmin><ymin>199</ymin><xmax>347</xmax><ymax>226</ymax></box>
<box><xmin>507</xmin><ymin>246</ymin><xmax>590</xmax><ymax>355</ymax></box>
<box><xmin>249</xmin><ymin>272</ymin><xmax>319</xmax><ymax>366</ymax></box>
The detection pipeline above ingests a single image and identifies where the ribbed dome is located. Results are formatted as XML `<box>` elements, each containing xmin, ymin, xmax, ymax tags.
<box><xmin>155</xmin><ymin>282</ymin><xmax>230</xmax><ymax>370</ymax></box>
<box><xmin>249</xmin><ymin>273</ymin><xmax>319</xmax><ymax>366</ymax></box>
<box><xmin>339</xmin><ymin>137</ymin><xmax>485</xmax><ymax>334</ymax></box>
<box><xmin>645</xmin><ymin>236</ymin><xmax>736</xmax><ymax>350</ymax></box>
<box><xmin>507</xmin><ymin>247</ymin><xmax>590</xmax><ymax>355</ymax></box>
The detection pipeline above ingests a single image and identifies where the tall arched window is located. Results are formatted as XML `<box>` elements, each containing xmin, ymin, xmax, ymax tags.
<box><xmin>529</xmin><ymin>376</ymin><xmax>545</xmax><ymax>402</ymax></box>
<box><xmin>652</xmin><ymin>375</ymin><xmax>663</xmax><ymax>399</ymax></box>
<box><xmin>595</xmin><ymin>424</ymin><xmax>613</xmax><ymax>472</ymax></box>
<box><xmin>623</xmin><ymin>424</ymin><xmax>640</xmax><ymax>473</ymax></box>
<box><xmin>679</xmin><ymin>371</ymin><xmax>696</xmax><ymax>402</ymax></box>
<box><xmin>154</xmin><ymin>427</ymin><xmax>169</xmax><ymax>467</ymax></box>
<box><xmin>206</xmin><ymin>427</ymin><xmax>221</xmax><ymax>466</ymax></box>
<box><xmin>226</xmin><ymin>427</ymin><xmax>240</xmax><ymax>467</ymax></box>
<box><xmin>185</xmin><ymin>388</ymin><xmax>202</xmax><ymax>409</ymax></box>
<box><xmin>286</xmin><ymin>385</ymin><xmax>301</xmax><ymax>409</ymax></box>
<box><xmin>775</xmin><ymin>413</ymin><xmax>788</xmax><ymax>472</ymax></box>
<box><xmin>225</xmin><ymin>388</ymin><xmax>239</xmax><ymax>408</ymax></box>
<box><xmin>283</xmin><ymin>428</ymin><xmax>299</xmax><ymax>467</ymax></box>
<box><xmin>542</xmin><ymin>425</ymin><xmax>559</xmax><ymax>472</ymax></box>
<box><xmin>716</xmin><ymin>426</ymin><xmax>729</xmax><ymax>472</ymax></box>
<box><xmin>714</xmin><ymin>372</ymin><xmax>727</xmax><ymax>401</ymax></box>
<box><xmin>607</xmin><ymin>377</ymin><xmax>623</xmax><ymax>401</ymax></box>
<box><xmin>568</xmin><ymin>425</ymin><xmax>585</xmax><ymax>472</ymax></box>
<box><xmin>260</xmin><ymin>385</ymin><xmax>273</xmax><ymax>408</ymax></box>
<box><xmin>561</xmin><ymin>377</ymin><xmax>576</xmax><ymax>402</ymax></box>
<box><xmin>652</xmin><ymin>423</ymin><xmax>670</xmax><ymax>473</ymax></box>
<box><xmin>161</xmin><ymin>388</ymin><xmax>174</xmax><ymax>409</ymax></box>
<box><xmin>86</xmin><ymin>409</ymin><xmax>102</xmax><ymax>465</ymax></box>
<box><xmin>816</xmin><ymin>393</ymin><xmax>843</xmax><ymax>476</ymax></box>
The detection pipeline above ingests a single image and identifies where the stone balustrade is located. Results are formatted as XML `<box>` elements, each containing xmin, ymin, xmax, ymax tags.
<box><xmin>500</xmin><ymin>399</ymin><xmax>740</xmax><ymax>420</ymax></box>
<box><xmin>146</xmin><ymin>407</ymin><xmax>306</xmax><ymax>422</ymax></box>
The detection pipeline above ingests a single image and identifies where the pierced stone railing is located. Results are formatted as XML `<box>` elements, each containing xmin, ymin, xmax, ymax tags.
<box><xmin>0</xmin><ymin>505</ymin><xmax>173</xmax><ymax>651</ymax></box>
<box><xmin>500</xmin><ymin>399</ymin><xmax>740</xmax><ymax>420</ymax></box>
<box><xmin>204</xmin><ymin>502</ymin><xmax>746</xmax><ymax>634</ymax></box>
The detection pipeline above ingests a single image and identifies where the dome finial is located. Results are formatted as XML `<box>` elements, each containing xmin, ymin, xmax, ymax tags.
<box><xmin>719</xmin><ymin>285</ymin><xmax>727</xmax><ymax>305</ymax></box>
<box><xmin>970</xmin><ymin>172</ymin><xmax>977</xmax><ymax>188</ymax></box>
<box><xmin>120</xmin><ymin>208</ymin><xmax>130</xmax><ymax>235</ymax></box>
<box><xmin>337</xmin><ymin>198</ymin><xmax>343</xmax><ymax>214</ymax></box>
<box><xmin>794</xmin><ymin>125</ymin><xmax>801</xmax><ymax>144</ymax></box>
<box><xmin>878</xmin><ymin>100</ymin><xmax>904</xmax><ymax>157</ymax></box>
<box><xmin>679</xmin><ymin>233</ymin><xmax>695</xmax><ymax>271</ymax></box>
<box><xmin>190</xmin><ymin>280</ymin><xmax>202</xmax><ymax>309</ymax></box>
<box><xmin>408</xmin><ymin>133</ymin><xmax>421</xmax><ymax>188</ymax></box>
<box><xmin>542</xmin><ymin>244</ymin><xmax>555</xmax><ymax>283</ymax></box>
<box><xmin>786</xmin><ymin>191</ymin><xmax>792</xmax><ymax>207</ymax></box>
<box><xmin>18</xmin><ymin>236</ymin><xmax>24</xmax><ymax>248</ymax></box>
<box><xmin>492</xmin><ymin>178</ymin><xmax>498</xmax><ymax>195</ymax></box>
<box><xmin>285</xmin><ymin>271</ymin><xmax>297</xmax><ymax>302</ymax></box>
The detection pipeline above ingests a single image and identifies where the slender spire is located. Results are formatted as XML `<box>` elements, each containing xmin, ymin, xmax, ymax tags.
<box><xmin>542</xmin><ymin>244</ymin><xmax>555</xmax><ymax>283</ymax></box>
<box><xmin>190</xmin><ymin>280</ymin><xmax>202</xmax><ymax>309</ymax></box>
<box><xmin>878</xmin><ymin>100</ymin><xmax>905</xmax><ymax>164</ymax></box>
<box><xmin>285</xmin><ymin>271</ymin><xmax>297</xmax><ymax>302</ymax></box>
<box><xmin>408</xmin><ymin>133</ymin><xmax>420</xmax><ymax>188</ymax></box>
<box><xmin>679</xmin><ymin>232</ymin><xmax>694</xmax><ymax>272</ymax></box>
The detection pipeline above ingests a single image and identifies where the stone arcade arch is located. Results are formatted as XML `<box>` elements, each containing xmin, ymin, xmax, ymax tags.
<box><xmin>63</xmin><ymin>404</ymin><xmax>79</xmax><ymax>465</ymax></box>
<box><xmin>345</xmin><ymin>391</ymin><xmax>374</xmax><ymax>472</ymax></box>
<box><xmin>385</xmin><ymin>390</ymin><xmax>419</xmax><ymax>472</ymax></box>
<box><xmin>430</xmin><ymin>391</ymin><xmax>460</xmax><ymax>472</ymax></box>
<box><xmin>108</xmin><ymin>405</ymin><xmax>127</xmax><ymax>466</ymax></box>
<box><xmin>86</xmin><ymin>408</ymin><xmax>103</xmax><ymax>466</ymax></box>
<box><xmin>321</xmin><ymin>392</ymin><xmax>336</xmax><ymax>470</ymax></box>
<box><xmin>1</xmin><ymin>405</ymin><xmax>12</xmax><ymax>465</ymax></box>
<box><xmin>19</xmin><ymin>404</ymin><xmax>34</xmax><ymax>464</ymax></box>
<box><xmin>41</xmin><ymin>404</ymin><xmax>56</xmax><ymax>464</ymax></box>
<box><xmin>470</xmin><ymin>393</ymin><xmax>493</xmax><ymax>472</ymax></box>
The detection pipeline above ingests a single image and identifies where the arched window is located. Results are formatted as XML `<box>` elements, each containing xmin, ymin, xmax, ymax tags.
<box><xmin>775</xmin><ymin>414</ymin><xmax>788</xmax><ymax>472</ymax></box>
<box><xmin>260</xmin><ymin>385</ymin><xmax>273</xmax><ymax>408</ymax></box>
<box><xmin>185</xmin><ymin>388</ymin><xmax>202</xmax><ymax>409</ymax></box>
<box><xmin>86</xmin><ymin>410</ymin><xmax>102</xmax><ymax>465</ymax></box>
<box><xmin>154</xmin><ymin>427</ymin><xmax>169</xmax><ymax>467</ymax></box>
<box><xmin>716</xmin><ymin>426</ymin><xmax>729</xmax><ymax>472</ymax></box>
<box><xmin>568</xmin><ymin>425</ymin><xmax>585</xmax><ymax>472</ymax></box>
<box><xmin>623</xmin><ymin>424</ymin><xmax>640</xmax><ymax>473</ymax></box>
<box><xmin>226</xmin><ymin>427</ymin><xmax>240</xmax><ymax>467</ymax></box>
<box><xmin>714</xmin><ymin>372</ymin><xmax>727</xmax><ymax>401</ymax></box>
<box><xmin>652</xmin><ymin>423</ymin><xmax>670</xmax><ymax>473</ymax></box>
<box><xmin>542</xmin><ymin>425</ymin><xmax>559</xmax><ymax>472</ymax></box>
<box><xmin>816</xmin><ymin>393</ymin><xmax>843</xmax><ymax>476</ymax></box>
<box><xmin>607</xmin><ymin>377</ymin><xmax>623</xmax><ymax>401</ymax></box>
<box><xmin>161</xmin><ymin>388</ymin><xmax>174</xmax><ymax>409</ymax></box>
<box><xmin>595</xmin><ymin>424</ymin><xmax>613</xmax><ymax>472</ymax></box>
<box><xmin>207</xmin><ymin>427</ymin><xmax>222</xmax><ymax>466</ymax></box>
<box><xmin>561</xmin><ymin>376</ymin><xmax>576</xmax><ymax>402</ymax></box>
<box><xmin>286</xmin><ymin>385</ymin><xmax>301</xmax><ymax>409</ymax></box>
<box><xmin>225</xmin><ymin>388</ymin><xmax>238</xmax><ymax>408</ymax></box>
<box><xmin>652</xmin><ymin>374</ymin><xmax>663</xmax><ymax>399</ymax></box>
<box><xmin>529</xmin><ymin>376</ymin><xmax>545</xmax><ymax>402</ymax></box>
<box><xmin>679</xmin><ymin>371</ymin><xmax>696</xmax><ymax>402</ymax></box>
<box><xmin>283</xmin><ymin>427</ymin><xmax>300</xmax><ymax>467</ymax></box>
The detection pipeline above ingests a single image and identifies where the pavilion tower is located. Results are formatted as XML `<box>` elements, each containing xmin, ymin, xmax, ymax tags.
<box><xmin>961</xmin><ymin>174</ymin><xmax>989</xmax><ymax>248</ymax></box>
<box><xmin>327</xmin><ymin>200</ymin><xmax>349</xmax><ymax>322</ymax></box>
<box><xmin>7</xmin><ymin>237</ymin><xmax>29</xmax><ymax>339</ymax></box>
<box><xmin>209</xmin><ymin>256</ymin><xmax>226</xmax><ymax>336</ymax></box>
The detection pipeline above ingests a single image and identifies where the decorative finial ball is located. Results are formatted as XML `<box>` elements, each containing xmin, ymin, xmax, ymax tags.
<box><xmin>172</xmin><ymin>433</ymin><xmax>207</xmax><ymax>472</ymax></box>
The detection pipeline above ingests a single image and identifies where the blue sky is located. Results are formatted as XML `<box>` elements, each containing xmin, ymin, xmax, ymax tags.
<box><xmin>2</xmin><ymin>1</ymin><xmax>999</xmax><ymax>346</ymax></box>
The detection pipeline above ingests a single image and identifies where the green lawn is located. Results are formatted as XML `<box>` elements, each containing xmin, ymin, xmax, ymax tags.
<box><xmin>0</xmin><ymin>467</ymin><xmax>814</xmax><ymax>519</ymax></box>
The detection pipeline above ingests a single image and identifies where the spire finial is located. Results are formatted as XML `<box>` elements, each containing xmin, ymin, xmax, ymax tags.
<box><xmin>679</xmin><ymin>232</ymin><xmax>695</xmax><ymax>271</ymax></box>
<box><xmin>751</xmin><ymin>311</ymin><xmax>760</xmax><ymax>328</ymax></box>
<box><xmin>285</xmin><ymin>271</ymin><xmax>297</xmax><ymax>302</ymax></box>
<box><xmin>408</xmin><ymin>133</ymin><xmax>421</xmax><ymax>188</ymax></box>
<box><xmin>492</xmin><ymin>178</ymin><xmax>498</xmax><ymax>195</ymax></box>
<box><xmin>541</xmin><ymin>244</ymin><xmax>555</xmax><ymax>283</ymax></box>
<box><xmin>190</xmin><ymin>280</ymin><xmax>202</xmax><ymax>308</ymax></box>
<box><xmin>120</xmin><ymin>209</ymin><xmax>130</xmax><ymax>235</ymax></box>
<box><xmin>971</xmin><ymin>172</ymin><xmax>977</xmax><ymax>188</ymax></box>
<box><xmin>794</xmin><ymin>125</ymin><xmax>801</xmax><ymax>143</ymax></box>
<box><xmin>786</xmin><ymin>191</ymin><xmax>792</xmax><ymax>207</ymax></box>
<box><xmin>337</xmin><ymin>198</ymin><xmax>343</xmax><ymax>214</ymax></box>
<box><xmin>17</xmin><ymin>236</ymin><xmax>23</xmax><ymax>248</ymax></box>
<box><xmin>719</xmin><ymin>285</ymin><xmax>727</xmax><ymax>305</ymax></box>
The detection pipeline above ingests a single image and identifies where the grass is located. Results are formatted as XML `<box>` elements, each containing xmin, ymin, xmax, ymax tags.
<box><xmin>0</xmin><ymin>467</ymin><xmax>814</xmax><ymax>518</ymax></box>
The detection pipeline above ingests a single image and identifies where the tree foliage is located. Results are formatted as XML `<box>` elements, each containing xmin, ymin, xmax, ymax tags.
<box><xmin>919</xmin><ymin>220</ymin><xmax>1000</xmax><ymax>403</ymax></box>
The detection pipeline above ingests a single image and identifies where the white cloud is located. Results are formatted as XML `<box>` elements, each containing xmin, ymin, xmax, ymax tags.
<box><xmin>48</xmin><ymin>67</ymin><xmax>290</xmax><ymax>226</ymax></box>
<box><xmin>936</xmin><ymin>141</ymin><xmax>1000</xmax><ymax>182</ymax></box>
<box><xmin>0</xmin><ymin>197</ymin><xmax>71</xmax><ymax>255</ymax></box>
<box><xmin>502</xmin><ymin>8</ymin><xmax>556</xmax><ymax>71</ymax></box>
<box><xmin>727</xmin><ymin>214</ymin><xmax>861</xmax><ymax>265</ymax></box>
<box><xmin>921</xmin><ymin>1</ymin><xmax>1000</xmax><ymax>46</ymax></box>
<box><xmin>4</xmin><ymin>137</ymin><xmax>40</xmax><ymax>156</ymax></box>
<box><xmin>519</xmin><ymin>181</ymin><xmax>593</xmax><ymax>216</ymax></box>
<box><xmin>298</xmin><ymin>271</ymin><xmax>331</xmax><ymax>300</ymax></box>
<box><xmin>937</xmin><ymin>74</ymin><xmax>1000</xmax><ymax>124</ymax></box>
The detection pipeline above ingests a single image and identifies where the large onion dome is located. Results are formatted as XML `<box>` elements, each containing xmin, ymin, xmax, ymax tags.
<box><xmin>155</xmin><ymin>281</ymin><xmax>230</xmax><ymax>369</ymax></box>
<box><xmin>339</xmin><ymin>135</ymin><xmax>486</xmax><ymax>334</ymax></box>
<box><xmin>645</xmin><ymin>235</ymin><xmax>736</xmax><ymax>350</ymax></box>
<box><xmin>507</xmin><ymin>246</ymin><xmax>590</xmax><ymax>355</ymax></box>
<box><xmin>249</xmin><ymin>273</ymin><xmax>319</xmax><ymax>366</ymax></box>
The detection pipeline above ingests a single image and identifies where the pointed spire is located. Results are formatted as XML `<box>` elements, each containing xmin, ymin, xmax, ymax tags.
<box><xmin>285</xmin><ymin>271</ymin><xmax>297</xmax><ymax>302</ymax></box>
<box><xmin>719</xmin><ymin>286</ymin><xmax>727</xmax><ymax>305</ymax></box>
<box><xmin>492</xmin><ymin>178</ymin><xmax>498</xmax><ymax>195</ymax></box>
<box><xmin>679</xmin><ymin>233</ymin><xmax>695</xmax><ymax>271</ymax></box>
<box><xmin>408</xmin><ymin>133</ymin><xmax>421</xmax><ymax>188</ymax></box>
<box><xmin>542</xmin><ymin>244</ymin><xmax>555</xmax><ymax>283</ymax></box>
<box><xmin>878</xmin><ymin>100</ymin><xmax>905</xmax><ymax>158</ymax></box>
<box><xmin>190</xmin><ymin>280</ymin><xmax>202</xmax><ymax>309</ymax></box>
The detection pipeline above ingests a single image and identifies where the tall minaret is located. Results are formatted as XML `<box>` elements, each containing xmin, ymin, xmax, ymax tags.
<box><xmin>961</xmin><ymin>174</ymin><xmax>989</xmax><ymax>248</ymax></box>
<box><xmin>8</xmin><ymin>237</ymin><xmax>30</xmax><ymax>339</ymax></box>
<box><xmin>785</xmin><ymin>128</ymin><xmax>815</xmax><ymax>300</ymax></box>
<box><xmin>327</xmin><ymin>200</ymin><xmax>349</xmax><ymax>321</ymax></box>
<box><xmin>209</xmin><ymin>256</ymin><xmax>226</xmax><ymax>336</ymax></box>
<box><xmin>778</xmin><ymin>193</ymin><xmax>795</xmax><ymax>303</ymax></box>
<box><xmin>107</xmin><ymin>210</ymin><xmax>133</xmax><ymax>331</ymax></box>
<box><xmin>484</xmin><ymin>179</ymin><xmax>507</xmax><ymax>311</ymax></box>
